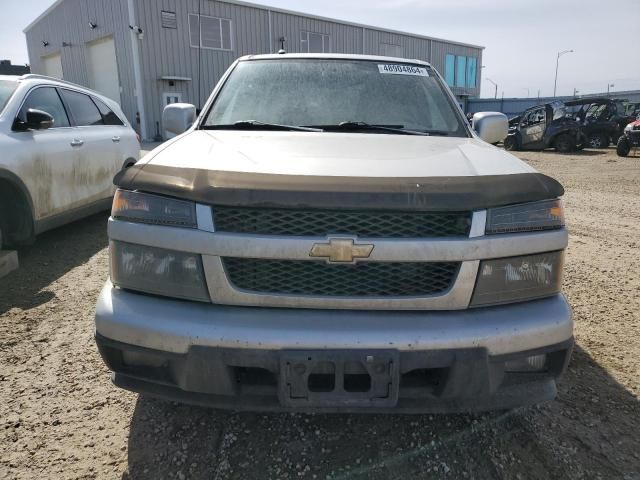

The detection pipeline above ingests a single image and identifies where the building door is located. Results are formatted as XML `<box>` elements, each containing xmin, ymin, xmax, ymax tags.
<box><xmin>41</xmin><ymin>53</ymin><xmax>63</xmax><ymax>79</ymax></box>
<box><xmin>86</xmin><ymin>36</ymin><xmax>121</xmax><ymax>104</ymax></box>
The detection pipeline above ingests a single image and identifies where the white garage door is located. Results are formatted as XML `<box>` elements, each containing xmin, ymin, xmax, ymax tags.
<box><xmin>41</xmin><ymin>53</ymin><xmax>63</xmax><ymax>79</ymax></box>
<box><xmin>86</xmin><ymin>36</ymin><xmax>121</xmax><ymax>104</ymax></box>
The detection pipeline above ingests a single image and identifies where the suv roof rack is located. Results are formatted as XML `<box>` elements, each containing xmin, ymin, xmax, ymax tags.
<box><xmin>18</xmin><ymin>74</ymin><xmax>87</xmax><ymax>90</ymax></box>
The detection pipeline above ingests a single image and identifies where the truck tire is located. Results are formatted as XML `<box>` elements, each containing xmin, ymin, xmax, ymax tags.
<box><xmin>503</xmin><ymin>135</ymin><xmax>518</xmax><ymax>151</ymax></box>
<box><xmin>587</xmin><ymin>134</ymin><xmax>608</xmax><ymax>149</ymax></box>
<box><xmin>616</xmin><ymin>136</ymin><xmax>631</xmax><ymax>157</ymax></box>
<box><xmin>554</xmin><ymin>134</ymin><xmax>575</xmax><ymax>153</ymax></box>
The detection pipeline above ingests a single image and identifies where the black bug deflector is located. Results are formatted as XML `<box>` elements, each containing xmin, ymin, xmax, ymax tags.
<box><xmin>114</xmin><ymin>164</ymin><xmax>564</xmax><ymax>211</ymax></box>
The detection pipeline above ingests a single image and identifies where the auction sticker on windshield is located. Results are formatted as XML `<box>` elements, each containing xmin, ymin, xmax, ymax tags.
<box><xmin>378</xmin><ymin>64</ymin><xmax>429</xmax><ymax>76</ymax></box>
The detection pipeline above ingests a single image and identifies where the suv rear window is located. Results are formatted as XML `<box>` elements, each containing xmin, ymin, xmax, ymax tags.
<box><xmin>94</xmin><ymin>98</ymin><xmax>124</xmax><ymax>126</ymax></box>
<box><xmin>61</xmin><ymin>89</ymin><xmax>104</xmax><ymax>126</ymax></box>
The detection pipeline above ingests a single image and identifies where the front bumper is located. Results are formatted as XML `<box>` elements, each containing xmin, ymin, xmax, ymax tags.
<box><xmin>95</xmin><ymin>283</ymin><xmax>573</xmax><ymax>413</ymax></box>
<box><xmin>627</xmin><ymin>130</ymin><xmax>640</xmax><ymax>146</ymax></box>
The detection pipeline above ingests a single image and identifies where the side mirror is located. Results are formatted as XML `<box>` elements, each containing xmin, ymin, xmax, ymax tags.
<box><xmin>26</xmin><ymin>109</ymin><xmax>54</xmax><ymax>130</ymax></box>
<box><xmin>472</xmin><ymin>112</ymin><xmax>508</xmax><ymax>144</ymax></box>
<box><xmin>163</xmin><ymin>103</ymin><xmax>196</xmax><ymax>139</ymax></box>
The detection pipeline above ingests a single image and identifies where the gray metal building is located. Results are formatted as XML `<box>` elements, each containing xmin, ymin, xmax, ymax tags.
<box><xmin>24</xmin><ymin>0</ymin><xmax>484</xmax><ymax>140</ymax></box>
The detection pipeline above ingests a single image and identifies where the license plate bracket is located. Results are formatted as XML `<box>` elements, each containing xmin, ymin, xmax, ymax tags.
<box><xmin>278</xmin><ymin>350</ymin><xmax>399</xmax><ymax>408</ymax></box>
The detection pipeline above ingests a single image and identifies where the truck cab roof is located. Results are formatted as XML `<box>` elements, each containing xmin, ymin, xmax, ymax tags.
<box><xmin>239</xmin><ymin>53</ymin><xmax>432</xmax><ymax>68</ymax></box>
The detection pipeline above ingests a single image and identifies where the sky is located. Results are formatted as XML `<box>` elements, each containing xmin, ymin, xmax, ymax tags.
<box><xmin>1</xmin><ymin>0</ymin><xmax>639</xmax><ymax>98</ymax></box>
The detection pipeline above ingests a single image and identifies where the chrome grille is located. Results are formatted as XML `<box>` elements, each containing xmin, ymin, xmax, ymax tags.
<box><xmin>222</xmin><ymin>258</ymin><xmax>460</xmax><ymax>297</ymax></box>
<box><xmin>213</xmin><ymin>207</ymin><xmax>471</xmax><ymax>238</ymax></box>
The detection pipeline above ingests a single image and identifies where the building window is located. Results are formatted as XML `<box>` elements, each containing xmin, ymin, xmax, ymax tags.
<box><xmin>466</xmin><ymin>57</ymin><xmax>477</xmax><ymax>88</ymax></box>
<box><xmin>300</xmin><ymin>31</ymin><xmax>329</xmax><ymax>53</ymax></box>
<box><xmin>163</xmin><ymin>92</ymin><xmax>183</xmax><ymax>106</ymax></box>
<box><xmin>444</xmin><ymin>54</ymin><xmax>455</xmax><ymax>86</ymax></box>
<box><xmin>188</xmin><ymin>14</ymin><xmax>232</xmax><ymax>50</ymax></box>
<box><xmin>380</xmin><ymin>43</ymin><xmax>403</xmax><ymax>58</ymax></box>
<box><xmin>455</xmin><ymin>56</ymin><xmax>466</xmax><ymax>88</ymax></box>
<box><xmin>445</xmin><ymin>54</ymin><xmax>478</xmax><ymax>89</ymax></box>
<box><xmin>161</xmin><ymin>10</ymin><xmax>177</xmax><ymax>29</ymax></box>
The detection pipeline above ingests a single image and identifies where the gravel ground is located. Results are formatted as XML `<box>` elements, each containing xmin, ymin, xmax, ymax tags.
<box><xmin>1</xmin><ymin>147</ymin><xmax>639</xmax><ymax>479</ymax></box>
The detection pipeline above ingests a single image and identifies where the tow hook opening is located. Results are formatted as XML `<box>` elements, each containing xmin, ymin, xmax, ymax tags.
<box><xmin>344</xmin><ymin>373</ymin><xmax>372</xmax><ymax>392</ymax></box>
<box><xmin>308</xmin><ymin>362</ymin><xmax>336</xmax><ymax>392</ymax></box>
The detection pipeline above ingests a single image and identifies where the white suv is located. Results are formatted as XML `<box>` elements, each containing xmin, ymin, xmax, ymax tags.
<box><xmin>0</xmin><ymin>74</ymin><xmax>139</xmax><ymax>248</ymax></box>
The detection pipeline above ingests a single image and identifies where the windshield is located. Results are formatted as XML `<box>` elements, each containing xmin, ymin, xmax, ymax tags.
<box><xmin>202</xmin><ymin>59</ymin><xmax>468</xmax><ymax>136</ymax></box>
<box><xmin>550</xmin><ymin>102</ymin><xmax>567</xmax><ymax>121</ymax></box>
<box><xmin>0</xmin><ymin>80</ymin><xmax>18</xmax><ymax>115</ymax></box>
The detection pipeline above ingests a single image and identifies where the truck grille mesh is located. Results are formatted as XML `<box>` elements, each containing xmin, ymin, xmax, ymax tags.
<box><xmin>213</xmin><ymin>207</ymin><xmax>471</xmax><ymax>238</ymax></box>
<box><xmin>223</xmin><ymin>258</ymin><xmax>460</xmax><ymax>297</ymax></box>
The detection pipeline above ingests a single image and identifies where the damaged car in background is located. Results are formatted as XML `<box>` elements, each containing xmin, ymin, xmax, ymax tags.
<box><xmin>616</xmin><ymin>116</ymin><xmax>640</xmax><ymax>157</ymax></box>
<box><xmin>566</xmin><ymin>97</ymin><xmax>632</xmax><ymax>148</ymax></box>
<box><xmin>504</xmin><ymin>101</ymin><xmax>585</xmax><ymax>153</ymax></box>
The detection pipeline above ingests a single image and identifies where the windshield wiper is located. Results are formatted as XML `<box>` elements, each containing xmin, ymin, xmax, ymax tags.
<box><xmin>308</xmin><ymin>121</ymin><xmax>435</xmax><ymax>136</ymax></box>
<box><xmin>202</xmin><ymin>120</ymin><xmax>322</xmax><ymax>132</ymax></box>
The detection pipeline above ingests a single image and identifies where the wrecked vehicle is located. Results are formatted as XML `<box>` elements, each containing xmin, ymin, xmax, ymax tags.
<box><xmin>0</xmin><ymin>74</ymin><xmax>139</xmax><ymax>249</ymax></box>
<box><xmin>624</xmin><ymin>102</ymin><xmax>640</xmax><ymax>119</ymax></box>
<box><xmin>503</xmin><ymin>101</ymin><xmax>585</xmax><ymax>152</ymax></box>
<box><xmin>95</xmin><ymin>54</ymin><xmax>573</xmax><ymax>413</ymax></box>
<box><xmin>616</xmin><ymin>117</ymin><xmax>640</xmax><ymax>157</ymax></box>
<box><xmin>508</xmin><ymin>115</ymin><xmax>521</xmax><ymax>128</ymax></box>
<box><xmin>566</xmin><ymin>97</ymin><xmax>629</xmax><ymax>148</ymax></box>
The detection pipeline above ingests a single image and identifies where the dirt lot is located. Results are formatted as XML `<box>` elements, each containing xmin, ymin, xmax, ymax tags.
<box><xmin>1</xmin><ymin>147</ymin><xmax>639</xmax><ymax>479</ymax></box>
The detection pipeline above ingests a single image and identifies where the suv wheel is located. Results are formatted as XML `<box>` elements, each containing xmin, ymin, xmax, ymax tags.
<box><xmin>554</xmin><ymin>134</ymin><xmax>575</xmax><ymax>153</ymax></box>
<box><xmin>503</xmin><ymin>135</ymin><xmax>518</xmax><ymax>151</ymax></box>
<box><xmin>588</xmin><ymin>134</ymin><xmax>608</xmax><ymax>149</ymax></box>
<box><xmin>616</xmin><ymin>136</ymin><xmax>631</xmax><ymax>157</ymax></box>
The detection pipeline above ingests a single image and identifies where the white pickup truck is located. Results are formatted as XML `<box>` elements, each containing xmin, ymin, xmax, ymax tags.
<box><xmin>95</xmin><ymin>54</ymin><xmax>572</xmax><ymax>412</ymax></box>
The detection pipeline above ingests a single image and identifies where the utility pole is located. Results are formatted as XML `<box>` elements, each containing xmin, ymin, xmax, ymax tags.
<box><xmin>554</xmin><ymin>49</ymin><xmax>574</xmax><ymax>97</ymax></box>
<box><xmin>486</xmin><ymin>77</ymin><xmax>497</xmax><ymax>99</ymax></box>
<box><xmin>573</xmin><ymin>88</ymin><xmax>579</xmax><ymax>97</ymax></box>
<box><xmin>607</xmin><ymin>83</ymin><xmax>615</xmax><ymax>95</ymax></box>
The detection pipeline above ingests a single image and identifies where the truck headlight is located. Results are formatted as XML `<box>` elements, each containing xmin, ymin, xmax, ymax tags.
<box><xmin>112</xmin><ymin>189</ymin><xmax>197</xmax><ymax>228</ymax></box>
<box><xmin>471</xmin><ymin>251</ymin><xmax>564</xmax><ymax>307</ymax></box>
<box><xmin>110</xmin><ymin>241</ymin><xmax>210</xmax><ymax>302</ymax></box>
<box><xmin>486</xmin><ymin>199</ymin><xmax>564</xmax><ymax>234</ymax></box>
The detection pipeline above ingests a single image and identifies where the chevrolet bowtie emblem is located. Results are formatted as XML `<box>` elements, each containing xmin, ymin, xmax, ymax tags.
<box><xmin>309</xmin><ymin>238</ymin><xmax>374</xmax><ymax>263</ymax></box>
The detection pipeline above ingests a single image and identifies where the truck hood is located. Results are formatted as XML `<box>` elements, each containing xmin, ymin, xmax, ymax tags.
<box><xmin>116</xmin><ymin>130</ymin><xmax>563</xmax><ymax>211</ymax></box>
<box><xmin>141</xmin><ymin>130</ymin><xmax>534</xmax><ymax>177</ymax></box>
